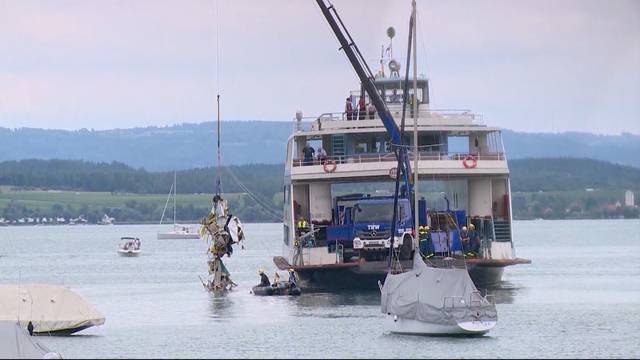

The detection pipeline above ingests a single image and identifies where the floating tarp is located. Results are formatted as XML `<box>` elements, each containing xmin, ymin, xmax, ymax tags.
<box><xmin>0</xmin><ymin>321</ymin><xmax>61</xmax><ymax>359</ymax></box>
<box><xmin>0</xmin><ymin>284</ymin><xmax>105</xmax><ymax>334</ymax></box>
<box><xmin>380</xmin><ymin>253</ymin><xmax>497</xmax><ymax>325</ymax></box>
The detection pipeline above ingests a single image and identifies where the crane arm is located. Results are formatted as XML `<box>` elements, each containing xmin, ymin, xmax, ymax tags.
<box><xmin>315</xmin><ymin>0</ymin><xmax>412</xmax><ymax>195</ymax></box>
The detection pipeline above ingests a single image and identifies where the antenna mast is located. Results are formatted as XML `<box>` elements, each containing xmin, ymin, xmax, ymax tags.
<box><xmin>215</xmin><ymin>0</ymin><xmax>222</xmax><ymax>196</ymax></box>
<box><xmin>216</xmin><ymin>94</ymin><xmax>221</xmax><ymax>196</ymax></box>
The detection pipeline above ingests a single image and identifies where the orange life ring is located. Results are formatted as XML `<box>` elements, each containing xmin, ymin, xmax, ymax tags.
<box><xmin>323</xmin><ymin>160</ymin><xmax>337</xmax><ymax>173</ymax></box>
<box><xmin>463</xmin><ymin>155</ymin><xmax>477</xmax><ymax>169</ymax></box>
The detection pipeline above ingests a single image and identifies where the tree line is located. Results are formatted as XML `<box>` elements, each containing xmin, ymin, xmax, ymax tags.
<box><xmin>0</xmin><ymin>159</ymin><xmax>283</xmax><ymax>195</ymax></box>
<box><xmin>1</xmin><ymin>158</ymin><xmax>638</xmax><ymax>222</ymax></box>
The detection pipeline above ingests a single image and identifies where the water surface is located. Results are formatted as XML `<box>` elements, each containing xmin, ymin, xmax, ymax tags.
<box><xmin>0</xmin><ymin>220</ymin><xmax>638</xmax><ymax>358</ymax></box>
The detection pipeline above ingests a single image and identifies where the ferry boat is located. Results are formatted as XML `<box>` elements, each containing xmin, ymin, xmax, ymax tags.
<box><xmin>273</xmin><ymin>2</ymin><xmax>530</xmax><ymax>290</ymax></box>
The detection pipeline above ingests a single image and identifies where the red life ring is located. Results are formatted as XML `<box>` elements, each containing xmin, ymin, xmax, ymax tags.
<box><xmin>323</xmin><ymin>160</ymin><xmax>337</xmax><ymax>173</ymax></box>
<box><xmin>463</xmin><ymin>155</ymin><xmax>477</xmax><ymax>169</ymax></box>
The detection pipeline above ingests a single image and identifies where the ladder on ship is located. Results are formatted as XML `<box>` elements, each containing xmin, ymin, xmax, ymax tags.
<box><xmin>331</xmin><ymin>134</ymin><xmax>345</xmax><ymax>159</ymax></box>
<box><xmin>493</xmin><ymin>219</ymin><xmax>512</xmax><ymax>242</ymax></box>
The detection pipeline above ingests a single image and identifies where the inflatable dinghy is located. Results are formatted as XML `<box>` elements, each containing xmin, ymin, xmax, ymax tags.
<box><xmin>251</xmin><ymin>282</ymin><xmax>301</xmax><ymax>296</ymax></box>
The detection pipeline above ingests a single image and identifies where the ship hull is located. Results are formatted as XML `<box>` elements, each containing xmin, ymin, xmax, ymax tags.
<box><xmin>288</xmin><ymin>258</ymin><xmax>519</xmax><ymax>290</ymax></box>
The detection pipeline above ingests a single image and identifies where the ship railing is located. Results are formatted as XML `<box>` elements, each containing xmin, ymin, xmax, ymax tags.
<box><xmin>292</xmin><ymin>109</ymin><xmax>485</xmax><ymax>133</ymax></box>
<box><xmin>292</xmin><ymin>151</ymin><xmax>505</xmax><ymax>167</ymax></box>
<box><xmin>443</xmin><ymin>292</ymin><xmax>494</xmax><ymax>310</ymax></box>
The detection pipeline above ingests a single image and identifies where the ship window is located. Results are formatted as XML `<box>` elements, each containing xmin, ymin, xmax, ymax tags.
<box><xmin>385</xmin><ymin>88</ymin><xmax>402</xmax><ymax>103</ymax></box>
<box><xmin>407</xmin><ymin>88</ymin><xmax>424</xmax><ymax>103</ymax></box>
<box><xmin>419</xmin><ymin>134</ymin><xmax>441</xmax><ymax>152</ymax></box>
<box><xmin>355</xmin><ymin>141</ymin><xmax>368</xmax><ymax>153</ymax></box>
<box><xmin>447</xmin><ymin>136</ymin><xmax>469</xmax><ymax>154</ymax></box>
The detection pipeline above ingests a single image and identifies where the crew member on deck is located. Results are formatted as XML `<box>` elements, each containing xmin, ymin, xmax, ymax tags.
<box><xmin>418</xmin><ymin>225</ymin><xmax>434</xmax><ymax>258</ymax></box>
<box><xmin>460</xmin><ymin>226</ymin><xmax>470</xmax><ymax>254</ymax></box>
<box><xmin>316</xmin><ymin>147</ymin><xmax>327</xmax><ymax>165</ymax></box>
<box><xmin>345</xmin><ymin>96</ymin><xmax>354</xmax><ymax>120</ymax></box>
<box><xmin>358</xmin><ymin>96</ymin><xmax>366</xmax><ymax>120</ymax></box>
<box><xmin>367</xmin><ymin>102</ymin><xmax>376</xmax><ymax>119</ymax></box>
<box><xmin>468</xmin><ymin>223</ymin><xmax>480</xmax><ymax>255</ymax></box>
<box><xmin>296</xmin><ymin>217</ymin><xmax>308</xmax><ymax>237</ymax></box>
<box><xmin>302</xmin><ymin>142</ymin><xmax>315</xmax><ymax>166</ymax></box>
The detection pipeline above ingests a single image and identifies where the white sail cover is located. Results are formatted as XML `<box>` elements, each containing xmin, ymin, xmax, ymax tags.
<box><xmin>0</xmin><ymin>321</ymin><xmax>61</xmax><ymax>359</ymax></box>
<box><xmin>380</xmin><ymin>253</ymin><xmax>497</xmax><ymax>325</ymax></box>
<box><xmin>0</xmin><ymin>284</ymin><xmax>105</xmax><ymax>333</ymax></box>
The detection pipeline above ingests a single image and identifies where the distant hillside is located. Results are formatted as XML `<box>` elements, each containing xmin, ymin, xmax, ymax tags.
<box><xmin>1</xmin><ymin>158</ymin><xmax>638</xmax><ymax>222</ymax></box>
<box><xmin>1</xmin><ymin>122</ymin><xmax>639</xmax><ymax>170</ymax></box>
<box><xmin>510</xmin><ymin>158</ymin><xmax>640</xmax><ymax>192</ymax></box>
<box><xmin>2</xmin><ymin>157</ymin><xmax>639</xmax><ymax>195</ymax></box>
<box><xmin>502</xmin><ymin>130</ymin><xmax>640</xmax><ymax>168</ymax></box>
<box><xmin>0</xmin><ymin>122</ymin><xmax>291</xmax><ymax>171</ymax></box>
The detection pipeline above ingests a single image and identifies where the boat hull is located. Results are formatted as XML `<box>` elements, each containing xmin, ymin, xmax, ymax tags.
<box><xmin>33</xmin><ymin>324</ymin><xmax>95</xmax><ymax>336</ymax></box>
<box><xmin>383</xmin><ymin>314</ymin><xmax>495</xmax><ymax>336</ymax></box>
<box><xmin>157</xmin><ymin>232</ymin><xmax>200</xmax><ymax>240</ymax></box>
<box><xmin>117</xmin><ymin>249</ymin><xmax>140</xmax><ymax>257</ymax></box>
<box><xmin>467</xmin><ymin>265</ymin><xmax>505</xmax><ymax>288</ymax></box>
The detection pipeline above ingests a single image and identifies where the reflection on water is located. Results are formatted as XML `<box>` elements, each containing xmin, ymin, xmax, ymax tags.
<box><xmin>207</xmin><ymin>292</ymin><xmax>236</xmax><ymax>321</ymax></box>
<box><xmin>293</xmin><ymin>290</ymin><xmax>381</xmax><ymax>308</ymax></box>
<box><xmin>480</xmin><ymin>281</ymin><xmax>525</xmax><ymax>305</ymax></box>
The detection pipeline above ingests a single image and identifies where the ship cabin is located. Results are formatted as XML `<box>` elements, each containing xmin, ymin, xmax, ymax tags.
<box><xmin>283</xmin><ymin>76</ymin><xmax>515</xmax><ymax>266</ymax></box>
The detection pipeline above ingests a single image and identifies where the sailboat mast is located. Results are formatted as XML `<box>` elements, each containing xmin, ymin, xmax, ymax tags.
<box><xmin>173</xmin><ymin>170</ymin><xmax>177</xmax><ymax>225</ymax></box>
<box><xmin>216</xmin><ymin>94</ymin><xmax>221</xmax><ymax>196</ymax></box>
<box><xmin>412</xmin><ymin>0</ymin><xmax>419</xmax><ymax>237</ymax></box>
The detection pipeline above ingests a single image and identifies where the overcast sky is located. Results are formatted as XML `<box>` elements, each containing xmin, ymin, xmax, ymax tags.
<box><xmin>0</xmin><ymin>0</ymin><xmax>638</xmax><ymax>134</ymax></box>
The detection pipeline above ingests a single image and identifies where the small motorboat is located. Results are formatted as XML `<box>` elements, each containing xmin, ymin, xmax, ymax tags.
<box><xmin>117</xmin><ymin>237</ymin><xmax>141</xmax><ymax>257</ymax></box>
<box><xmin>251</xmin><ymin>281</ymin><xmax>301</xmax><ymax>296</ymax></box>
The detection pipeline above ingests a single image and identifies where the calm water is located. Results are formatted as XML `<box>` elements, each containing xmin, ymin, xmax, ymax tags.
<box><xmin>1</xmin><ymin>220</ymin><xmax>639</xmax><ymax>359</ymax></box>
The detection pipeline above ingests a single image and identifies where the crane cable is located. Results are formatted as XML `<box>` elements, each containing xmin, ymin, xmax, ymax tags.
<box><xmin>222</xmin><ymin>166</ymin><xmax>283</xmax><ymax>220</ymax></box>
<box><xmin>211</xmin><ymin>2</ymin><xmax>281</xmax><ymax>222</ymax></box>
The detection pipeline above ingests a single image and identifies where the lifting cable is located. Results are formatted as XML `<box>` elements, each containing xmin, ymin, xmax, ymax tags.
<box><xmin>222</xmin><ymin>166</ymin><xmax>283</xmax><ymax>220</ymax></box>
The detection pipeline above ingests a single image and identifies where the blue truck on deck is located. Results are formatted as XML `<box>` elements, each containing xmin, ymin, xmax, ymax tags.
<box><xmin>326</xmin><ymin>194</ymin><xmax>415</xmax><ymax>260</ymax></box>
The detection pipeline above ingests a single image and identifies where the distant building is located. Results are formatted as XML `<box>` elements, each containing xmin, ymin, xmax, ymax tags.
<box><xmin>625</xmin><ymin>190</ymin><xmax>635</xmax><ymax>207</ymax></box>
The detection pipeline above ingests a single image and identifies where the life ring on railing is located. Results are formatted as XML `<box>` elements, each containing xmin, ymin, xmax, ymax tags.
<box><xmin>463</xmin><ymin>155</ymin><xmax>478</xmax><ymax>169</ymax></box>
<box><xmin>323</xmin><ymin>160</ymin><xmax>337</xmax><ymax>173</ymax></box>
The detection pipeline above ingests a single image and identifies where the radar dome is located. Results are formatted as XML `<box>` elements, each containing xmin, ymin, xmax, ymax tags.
<box><xmin>386</xmin><ymin>26</ymin><xmax>396</xmax><ymax>39</ymax></box>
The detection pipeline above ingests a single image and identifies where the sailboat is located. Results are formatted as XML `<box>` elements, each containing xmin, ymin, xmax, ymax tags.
<box><xmin>157</xmin><ymin>171</ymin><xmax>200</xmax><ymax>240</ymax></box>
<box><xmin>376</xmin><ymin>0</ymin><xmax>497</xmax><ymax>336</ymax></box>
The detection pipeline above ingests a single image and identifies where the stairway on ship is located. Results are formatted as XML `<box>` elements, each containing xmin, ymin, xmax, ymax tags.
<box><xmin>493</xmin><ymin>219</ymin><xmax>511</xmax><ymax>242</ymax></box>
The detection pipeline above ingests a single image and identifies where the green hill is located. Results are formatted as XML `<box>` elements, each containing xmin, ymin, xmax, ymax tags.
<box><xmin>510</xmin><ymin>158</ymin><xmax>640</xmax><ymax>192</ymax></box>
<box><xmin>0</xmin><ymin>157</ymin><xmax>638</xmax><ymax>222</ymax></box>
